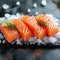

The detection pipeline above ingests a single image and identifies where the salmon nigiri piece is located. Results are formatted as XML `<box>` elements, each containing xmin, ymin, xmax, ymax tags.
<box><xmin>13</xmin><ymin>19</ymin><xmax>32</xmax><ymax>41</ymax></box>
<box><xmin>35</xmin><ymin>14</ymin><xmax>59</xmax><ymax>36</ymax></box>
<box><xmin>22</xmin><ymin>17</ymin><xmax>46</xmax><ymax>39</ymax></box>
<box><xmin>0</xmin><ymin>26</ymin><xmax>19</xmax><ymax>43</ymax></box>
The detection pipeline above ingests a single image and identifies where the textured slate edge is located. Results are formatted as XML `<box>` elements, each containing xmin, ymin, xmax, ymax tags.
<box><xmin>0</xmin><ymin>43</ymin><xmax>60</xmax><ymax>49</ymax></box>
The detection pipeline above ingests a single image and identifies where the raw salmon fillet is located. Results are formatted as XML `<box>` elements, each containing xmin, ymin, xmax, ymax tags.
<box><xmin>0</xmin><ymin>25</ymin><xmax>2</xmax><ymax>30</ymax></box>
<box><xmin>0</xmin><ymin>26</ymin><xmax>19</xmax><ymax>43</ymax></box>
<box><xmin>22</xmin><ymin>17</ymin><xmax>46</xmax><ymax>39</ymax></box>
<box><xmin>35</xmin><ymin>14</ymin><xmax>59</xmax><ymax>36</ymax></box>
<box><xmin>20</xmin><ymin>15</ymin><xmax>30</xmax><ymax>20</ymax></box>
<box><xmin>13</xmin><ymin>19</ymin><xmax>32</xmax><ymax>41</ymax></box>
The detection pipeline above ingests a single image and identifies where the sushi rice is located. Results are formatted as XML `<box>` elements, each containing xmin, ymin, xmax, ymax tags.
<box><xmin>0</xmin><ymin>13</ymin><xmax>60</xmax><ymax>45</ymax></box>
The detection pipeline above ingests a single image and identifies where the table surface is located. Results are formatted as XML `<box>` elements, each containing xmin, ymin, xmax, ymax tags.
<box><xmin>0</xmin><ymin>0</ymin><xmax>60</xmax><ymax>60</ymax></box>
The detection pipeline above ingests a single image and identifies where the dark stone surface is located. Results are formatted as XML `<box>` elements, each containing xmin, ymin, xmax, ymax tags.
<box><xmin>0</xmin><ymin>0</ymin><xmax>60</xmax><ymax>60</ymax></box>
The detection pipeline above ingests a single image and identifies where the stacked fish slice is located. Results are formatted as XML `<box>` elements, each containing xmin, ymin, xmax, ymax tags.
<box><xmin>0</xmin><ymin>14</ymin><xmax>60</xmax><ymax>46</ymax></box>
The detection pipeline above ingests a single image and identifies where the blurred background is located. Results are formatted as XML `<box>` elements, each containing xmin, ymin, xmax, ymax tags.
<box><xmin>0</xmin><ymin>0</ymin><xmax>60</xmax><ymax>19</ymax></box>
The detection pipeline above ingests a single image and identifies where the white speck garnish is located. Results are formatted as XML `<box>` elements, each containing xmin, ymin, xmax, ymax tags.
<box><xmin>16</xmin><ymin>1</ymin><xmax>20</xmax><ymax>5</ymax></box>
<box><xmin>33</xmin><ymin>3</ymin><xmax>37</xmax><ymax>8</ymax></box>
<box><xmin>35</xmin><ymin>12</ymin><xmax>39</xmax><ymax>15</ymax></box>
<box><xmin>4</xmin><ymin>13</ymin><xmax>10</xmax><ymax>18</ymax></box>
<box><xmin>27</xmin><ymin>8</ymin><xmax>31</xmax><ymax>12</ymax></box>
<box><xmin>16</xmin><ymin>13</ymin><xmax>20</xmax><ymax>17</ymax></box>
<box><xmin>2</xmin><ymin>4</ymin><xmax>9</xmax><ymax>9</ymax></box>
<box><xmin>41</xmin><ymin>0</ymin><xmax>47</xmax><ymax>6</ymax></box>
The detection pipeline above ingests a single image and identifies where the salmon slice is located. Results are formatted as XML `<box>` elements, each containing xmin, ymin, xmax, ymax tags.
<box><xmin>0</xmin><ymin>25</ymin><xmax>2</xmax><ymax>30</ymax></box>
<box><xmin>35</xmin><ymin>14</ymin><xmax>50</xmax><ymax>21</ymax></box>
<box><xmin>22</xmin><ymin>17</ymin><xmax>46</xmax><ymax>39</ymax></box>
<box><xmin>20</xmin><ymin>15</ymin><xmax>30</xmax><ymax>20</ymax></box>
<box><xmin>13</xmin><ymin>19</ymin><xmax>32</xmax><ymax>41</ymax></box>
<box><xmin>35</xmin><ymin>14</ymin><xmax>59</xmax><ymax>36</ymax></box>
<box><xmin>0</xmin><ymin>25</ymin><xmax>19</xmax><ymax>43</ymax></box>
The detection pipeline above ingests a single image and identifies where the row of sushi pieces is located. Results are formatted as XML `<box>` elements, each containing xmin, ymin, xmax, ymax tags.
<box><xmin>0</xmin><ymin>14</ymin><xmax>60</xmax><ymax>45</ymax></box>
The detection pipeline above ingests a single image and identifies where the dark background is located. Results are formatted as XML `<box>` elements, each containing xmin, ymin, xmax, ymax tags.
<box><xmin>0</xmin><ymin>0</ymin><xmax>60</xmax><ymax>60</ymax></box>
<box><xmin>0</xmin><ymin>0</ymin><xmax>60</xmax><ymax>19</ymax></box>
